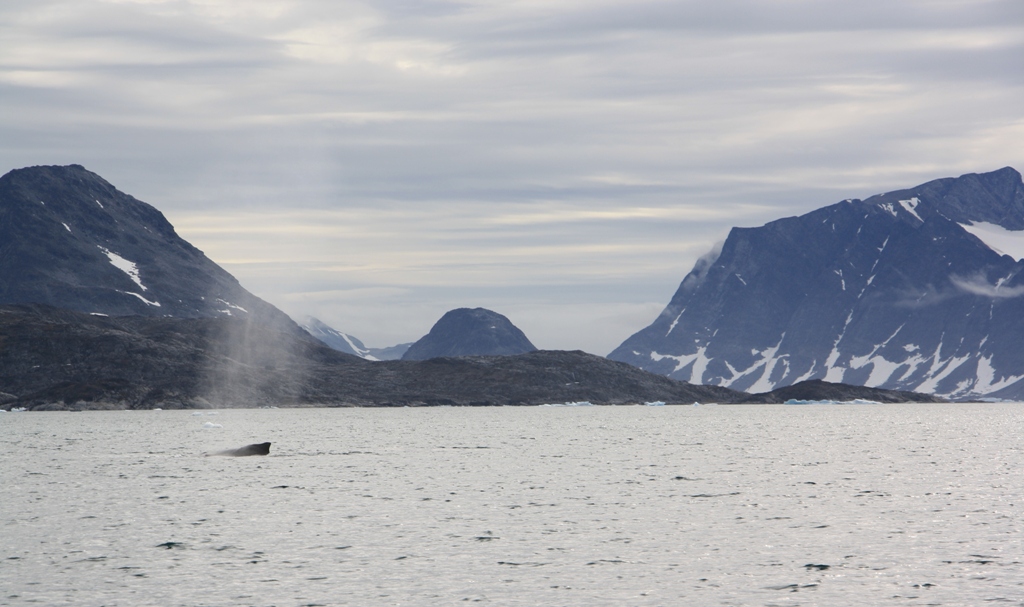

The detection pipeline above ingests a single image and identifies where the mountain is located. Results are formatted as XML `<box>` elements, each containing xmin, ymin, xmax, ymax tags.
<box><xmin>609</xmin><ymin>167</ymin><xmax>1024</xmax><ymax>401</ymax></box>
<box><xmin>301</xmin><ymin>317</ymin><xmax>411</xmax><ymax>360</ymax></box>
<box><xmin>0</xmin><ymin>164</ymin><xmax>293</xmax><ymax>328</ymax></box>
<box><xmin>301</xmin><ymin>317</ymin><xmax>378</xmax><ymax>359</ymax></box>
<box><xmin>402</xmin><ymin>308</ymin><xmax>537</xmax><ymax>360</ymax></box>
<box><xmin>0</xmin><ymin>304</ymin><xmax>742</xmax><ymax>409</ymax></box>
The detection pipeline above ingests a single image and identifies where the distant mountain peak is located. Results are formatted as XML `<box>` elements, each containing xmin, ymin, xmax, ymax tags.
<box><xmin>301</xmin><ymin>317</ymin><xmax>378</xmax><ymax>360</ymax></box>
<box><xmin>301</xmin><ymin>316</ymin><xmax>412</xmax><ymax>360</ymax></box>
<box><xmin>402</xmin><ymin>307</ymin><xmax>537</xmax><ymax>360</ymax></box>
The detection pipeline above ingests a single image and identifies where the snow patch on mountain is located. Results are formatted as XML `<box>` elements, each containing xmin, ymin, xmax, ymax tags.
<box><xmin>214</xmin><ymin>299</ymin><xmax>249</xmax><ymax>316</ymax></box>
<box><xmin>98</xmin><ymin>246</ymin><xmax>147</xmax><ymax>292</ymax></box>
<box><xmin>300</xmin><ymin>317</ymin><xmax>380</xmax><ymax>360</ymax></box>
<box><xmin>746</xmin><ymin>336</ymin><xmax>788</xmax><ymax>393</ymax></box>
<box><xmin>120</xmin><ymin>290</ymin><xmax>160</xmax><ymax>307</ymax></box>
<box><xmin>973</xmin><ymin>355</ymin><xmax>1024</xmax><ymax>394</ymax></box>
<box><xmin>650</xmin><ymin>347</ymin><xmax>710</xmax><ymax>384</ymax></box>
<box><xmin>899</xmin><ymin>197</ymin><xmax>923</xmax><ymax>222</ymax></box>
<box><xmin>665</xmin><ymin>308</ymin><xmax>685</xmax><ymax>336</ymax></box>
<box><xmin>960</xmin><ymin>221</ymin><xmax>1024</xmax><ymax>261</ymax></box>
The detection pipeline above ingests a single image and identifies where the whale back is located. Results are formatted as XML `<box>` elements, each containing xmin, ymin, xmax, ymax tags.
<box><xmin>208</xmin><ymin>442</ymin><xmax>272</xmax><ymax>457</ymax></box>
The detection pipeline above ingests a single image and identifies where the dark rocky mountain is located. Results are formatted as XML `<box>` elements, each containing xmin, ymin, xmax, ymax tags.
<box><xmin>402</xmin><ymin>308</ymin><xmax>537</xmax><ymax>360</ymax></box>
<box><xmin>0</xmin><ymin>164</ymin><xmax>293</xmax><ymax>328</ymax></box>
<box><xmin>609</xmin><ymin>167</ymin><xmax>1024</xmax><ymax>401</ymax></box>
<box><xmin>0</xmin><ymin>304</ymin><xmax>741</xmax><ymax>409</ymax></box>
<box><xmin>300</xmin><ymin>317</ymin><xmax>411</xmax><ymax>360</ymax></box>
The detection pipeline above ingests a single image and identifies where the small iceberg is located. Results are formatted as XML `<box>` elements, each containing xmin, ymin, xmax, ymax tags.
<box><xmin>540</xmin><ymin>401</ymin><xmax>594</xmax><ymax>407</ymax></box>
<box><xmin>202</xmin><ymin>421</ymin><xmax>223</xmax><ymax>428</ymax></box>
<box><xmin>644</xmin><ymin>401</ymin><xmax>666</xmax><ymax>407</ymax></box>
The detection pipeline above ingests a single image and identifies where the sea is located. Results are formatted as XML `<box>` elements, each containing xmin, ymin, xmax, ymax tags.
<box><xmin>1</xmin><ymin>403</ymin><xmax>1022</xmax><ymax>607</ymax></box>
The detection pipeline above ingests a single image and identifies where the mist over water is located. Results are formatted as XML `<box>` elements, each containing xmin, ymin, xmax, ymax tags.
<box><xmin>2</xmin><ymin>404</ymin><xmax>1022</xmax><ymax>606</ymax></box>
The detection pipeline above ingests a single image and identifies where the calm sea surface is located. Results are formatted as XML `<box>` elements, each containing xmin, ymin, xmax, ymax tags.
<box><xmin>1</xmin><ymin>404</ymin><xmax>1022</xmax><ymax>607</ymax></box>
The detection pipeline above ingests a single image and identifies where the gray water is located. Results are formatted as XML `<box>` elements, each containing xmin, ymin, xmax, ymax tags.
<box><xmin>1</xmin><ymin>404</ymin><xmax>1022</xmax><ymax>606</ymax></box>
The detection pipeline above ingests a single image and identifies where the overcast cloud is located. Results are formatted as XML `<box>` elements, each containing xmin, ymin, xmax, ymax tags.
<box><xmin>2</xmin><ymin>0</ymin><xmax>1022</xmax><ymax>353</ymax></box>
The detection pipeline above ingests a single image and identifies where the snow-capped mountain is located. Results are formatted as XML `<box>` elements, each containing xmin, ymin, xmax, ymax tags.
<box><xmin>609</xmin><ymin>167</ymin><xmax>1024</xmax><ymax>401</ymax></box>
<box><xmin>402</xmin><ymin>308</ymin><xmax>537</xmax><ymax>360</ymax></box>
<box><xmin>0</xmin><ymin>164</ymin><xmax>293</xmax><ymax>327</ymax></box>
<box><xmin>301</xmin><ymin>317</ymin><xmax>378</xmax><ymax>359</ymax></box>
<box><xmin>300</xmin><ymin>317</ymin><xmax>411</xmax><ymax>361</ymax></box>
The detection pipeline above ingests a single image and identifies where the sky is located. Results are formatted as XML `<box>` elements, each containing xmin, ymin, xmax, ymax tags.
<box><xmin>2</xmin><ymin>0</ymin><xmax>1023</xmax><ymax>354</ymax></box>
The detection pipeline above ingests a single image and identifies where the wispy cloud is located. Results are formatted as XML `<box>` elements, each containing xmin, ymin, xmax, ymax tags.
<box><xmin>952</xmin><ymin>274</ymin><xmax>1024</xmax><ymax>299</ymax></box>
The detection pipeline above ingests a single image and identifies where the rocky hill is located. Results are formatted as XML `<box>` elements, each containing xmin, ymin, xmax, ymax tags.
<box><xmin>402</xmin><ymin>308</ymin><xmax>537</xmax><ymax>360</ymax></box>
<box><xmin>609</xmin><ymin>167</ymin><xmax>1024</xmax><ymax>401</ymax></box>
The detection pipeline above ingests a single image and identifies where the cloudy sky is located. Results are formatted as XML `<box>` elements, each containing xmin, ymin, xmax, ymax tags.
<box><xmin>2</xmin><ymin>0</ymin><xmax>1022</xmax><ymax>354</ymax></box>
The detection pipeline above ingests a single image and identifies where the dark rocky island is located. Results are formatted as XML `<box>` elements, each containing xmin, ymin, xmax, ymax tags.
<box><xmin>734</xmin><ymin>380</ymin><xmax>943</xmax><ymax>404</ymax></box>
